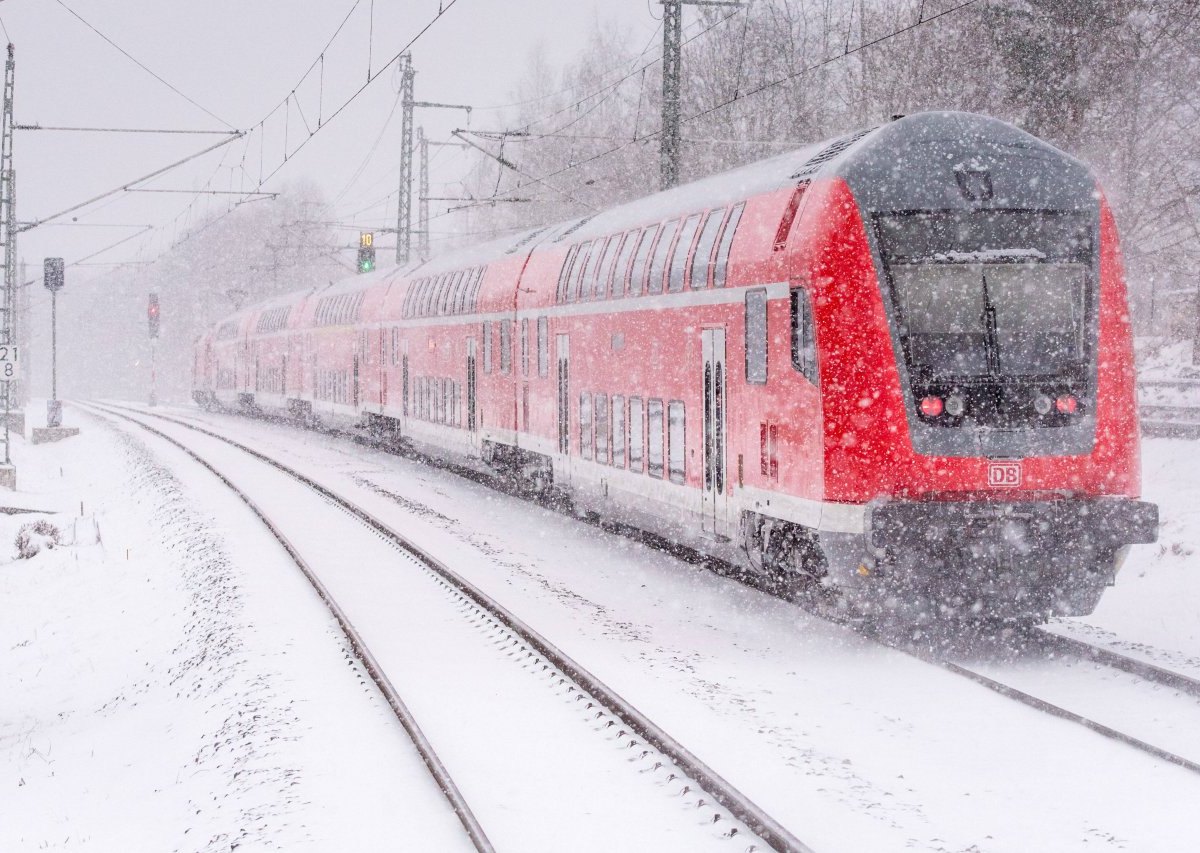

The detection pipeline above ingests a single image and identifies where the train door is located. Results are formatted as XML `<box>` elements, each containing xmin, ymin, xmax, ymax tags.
<box><xmin>701</xmin><ymin>328</ymin><xmax>728</xmax><ymax>535</ymax></box>
<box><xmin>401</xmin><ymin>339</ymin><xmax>410</xmax><ymax>431</ymax></box>
<box><xmin>466</xmin><ymin>337</ymin><xmax>478</xmax><ymax>448</ymax></box>
<box><xmin>556</xmin><ymin>334</ymin><xmax>571</xmax><ymax>481</ymax></box>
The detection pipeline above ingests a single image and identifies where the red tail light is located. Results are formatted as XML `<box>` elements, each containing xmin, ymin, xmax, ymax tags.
<box><xmin>1055</xmin><ymin>394</ymin><xmax>1078</xmax><ymax>414</ymax></box>
<box><xmin>920</xmin><ymin>396</ymin><xmax>944</xmax><ymax>417</ymax></box>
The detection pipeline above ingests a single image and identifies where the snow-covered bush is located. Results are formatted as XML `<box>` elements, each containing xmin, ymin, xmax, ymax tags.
<box><xmin>15</xmin><ymin>519</ymin><xmax>62</xmax><ymax>559</ymax></box>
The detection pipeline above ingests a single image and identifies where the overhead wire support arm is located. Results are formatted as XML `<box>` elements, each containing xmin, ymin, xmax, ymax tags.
<box><xmin>14</xmin><ymin>124</ymin><xmax>240</xmax><ymax>135</ymax></box>
<box><xmin>451</xmin><ymin>129</ymin><xmax>597</xmax><ymax>211</ymax></box>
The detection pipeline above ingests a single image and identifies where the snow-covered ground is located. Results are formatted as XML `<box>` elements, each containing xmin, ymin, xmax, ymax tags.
<box><xmin>3</xmin><ymin>402</ymin><xmax>1200</xmax><ymax>852</ymax></box>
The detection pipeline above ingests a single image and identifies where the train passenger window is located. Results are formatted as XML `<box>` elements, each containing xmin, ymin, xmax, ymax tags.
<box><xmin>647</xmin><ymin>399</ymin><xmax>664</xmax><ymax>478</ymax></box>
<box><xmin>668</xmin><ymin>214</ymin><xmax>702</xmax><ymax>293</ymax></box>
<box><xmin>613</xmin><ymin>231</ymin><xmax>637</xmax><ymax>296</ymax></box>
<box><xmin>611</xmin><ymin>395</ymin><xmax>626</xmax><ymax>468</ymax></box>
<box><xmin>421</xmin><ymin>277</ymin><xmax>439</xmax><ymax>316</ymax></box>
<box><xmin>690</xmin><ymin>209</ymin><xmax>726</xmax><ymax>289</ymax></box>
<box><xmin>445</xmin><ymin>271</ymin><xmax>465</xmax><ymax>314</ymax></box>
<box><xmin>568</xmin><ymin>241</ymin><xmax>595</xmax><ymax>303</ymax></box>
<box><xmin>500</xmin><ymin>320</ymin><xmax>513</xmax><ymax>374</ymax></box>
<box><xmin>468</xmin><ymin>267</ymin><xmax>485</xmax><ymax>313</ymax></box>
<box><xmin>629</xmin><ymin>226</ymin><xmax>657</xmax><ymax>296</ymax></box>
<box><xmin>790</xmin><ymin>288</ymin><xmax>818</xmax><ymax>383</ymax></box>
<box><xmin>629</xmin><ymin>397</ymin><xmax>644</xmax><ymax>472</ymax></box>
<box><xmin>451</xmin><ymin>381</ymin><xmax>459</xmax><ymax>426</ymax></box>
<box><xmin>521</xmin><ymin>318</ymin><xmax>530</xmax><ymax>377</ymax></box>
<box><xmin>580</xmin><ymin>394</ymin><xmax>594</xmax><ymax>460</ymax></box>
<box><xmin>714</xmin><ymin>202</ymin><xmax>745</xmax><ymax>287</ymax></box>
<box><xmin>647</xmin><ymin>220</ymin><xmax>679</xmax><ymax>295</ymax></box>
<box><xmin>483</xmin><ymin>322</ymin><xmax>492</xmax><ymax>373</ymax></box>
<box><xmin>596</xmin><ymin>236</ymin><xmax>620</xmax><ymax>299</ymax></box>
<box><xmin>595</xmin><ymin>394</ymin><xmax>610</xmax><ymax>464</ymax></box>
<box><xmin>537</xmin><ymin>317</ymin><xmax>549</xmax><ymax>377</ymax></box>
<box><xmin>668</xmin><ymin>401</ymin><xmax>685</xmax><ymax>484</ymax></box>
<box><xmin>390</xmin><ymin>328</ymin><xmax>399</xmax><ymax>366</ymax></box>
<box><xmin>745</xmin><ymin>288</ymin><xmax>768</xmax><ymax>384</ymax></box>
<box><xmin>437</xmin><ymin>272</ymin><xmax>457</xmax><ymax>315</ymax></box>
<box><xmin>557</xmin><ymin>246</ymin><xmax>580</xmax><ymax>303</ymax></box>
<box><xmin>581</xmin><ymin>238</ymin><xmax>606</xmax><ymax>300</ymax></box>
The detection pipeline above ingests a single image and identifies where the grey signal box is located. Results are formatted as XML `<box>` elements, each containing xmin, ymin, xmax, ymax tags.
<box><xmin>44</xmin><ymin>257</ymin><xmax>64</xmax><ymax>291</ymax></box>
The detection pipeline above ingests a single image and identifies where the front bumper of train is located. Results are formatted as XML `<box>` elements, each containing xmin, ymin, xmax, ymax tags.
<box><xmin>853</xmin><ymin>496</ymin><xmax>1159</xmax><ymax>618</ymax></box>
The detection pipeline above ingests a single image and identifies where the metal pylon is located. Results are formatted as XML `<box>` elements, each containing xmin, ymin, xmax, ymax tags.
<box><xmin>417</xmin><ymin>125</ymin><xmax>430</xmax><ymax>259</ymax></box>
<box><xmin>0</xmin><ymin>44</ymin><xmax>16</xmax><ymax>468</ymax></box>
<box><xmin>660</xmin><ymin>0</ymin><xmax>682</xmax><ymax>190</ymax></box>
<box><xmin>395</xmin><ymin>53</ymin><xmax>415</xmax><ymax>266</ymax></box>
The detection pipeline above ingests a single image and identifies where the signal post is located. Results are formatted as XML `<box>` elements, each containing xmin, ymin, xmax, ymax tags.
<box><xmin>30</xmin><ymin>257</ymin><xmax>78</xmax><ymax>444</ymax></box>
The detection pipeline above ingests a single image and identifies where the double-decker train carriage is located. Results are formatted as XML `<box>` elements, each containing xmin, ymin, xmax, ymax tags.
<box><xmin>194</xmin><ymin>111</ymin><xmax>1158</xmax><ymax>622</ymax></box>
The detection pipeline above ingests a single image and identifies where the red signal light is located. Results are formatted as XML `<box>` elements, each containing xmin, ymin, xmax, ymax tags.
<box><xmin>920</xmin><ymin>396</ymin><xmax>944</xmax><ymax>417</ymax></box>
<box><xmin>1055</xmin><ymin>394</ymin><xmax>1078</xmax><ymax>414</ymax></box>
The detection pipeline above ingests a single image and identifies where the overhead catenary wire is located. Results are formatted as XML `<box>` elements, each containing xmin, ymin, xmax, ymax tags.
<box><xmin>52</xmin><ymin>0</ymin><xmax>236</xmax><ymax>129</ymax></box>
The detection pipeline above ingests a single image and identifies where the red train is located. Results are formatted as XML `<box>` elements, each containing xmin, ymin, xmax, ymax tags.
<box><xmin>193</xmin><ymin>111</ymin><xmax>1157</xmax><ymax>622</ymax></box>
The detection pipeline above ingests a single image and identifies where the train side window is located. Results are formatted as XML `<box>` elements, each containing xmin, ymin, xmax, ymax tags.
<box><xmin>629</xmin><ymin>397</ymin><xmax>644</xmax><ymax>472</ymax></box>
<box><xmin>668</xmin><ymin>214</ymin><xmax>702</xmax><ymax>293</ymax></box>
<box><xmin>557</xmin><ymin>246</ymin><xmax>580</xmax><ymax>304</ymax></box>
<box><xmin>647</xmin><ymin>219</ymin><xmax>679</xmax><ymax>295</ymax></box>
<box><xmin>668</xmin><ymin>400</ymin><xmax>685</xmax><ymax>484</ymax></box>
<box><xmin>611</xmin><ymin>395</ymin><xmax>626</xmax><ymax>468</ymax></box>
<box><xmin>521</xmin><ymin>318</ymin><xmax>530</xmax><ymax>377</ymax></box>
<box><xmin>690</xmin><ymin>208</ymin><xmax>726</xmax><ymax>289</ymax></box>
<box><xmin>537</xmin><ymin>317</ymin><xmax>549</xmax><ymax>377</ymax></box>
<box><xmin>581</xmin><ymin>238</ymin><xmax>607</xmax><ymax>300</ymax></box>
<box><xmin>647</xmin><ymin>398</ymin><xmax>665</xmax><ymax>478</ymax></box>
<box><xmin>449</xmin><ymin>270</ymin><xmax>467</xmax><ymax>314</ymax></box>
<box><xmin>421</xmin><ymin>277</ymin><xmax>439</xmax><ymax>316</ymax></box>
<box><xmin>629</xmin><ymin>226</ymin><xmax>657</xmax><ymax>296</ymax></box>
<box><xmin>437</xmin><ymin>272</ymin><xmax>456</xmax><ymax>315</ymax></box>
<box><xmin>790</xmin><ymin>288</ymin><xmax>818</xmax><ymax>383</ymax></box>
<box><xmin>596</xmin><ymin>235</ymin><xmax>621</xmax><ymax>299</ymax></box>
<box><xmin>745</xmin><ymin>288</ymin><xmax>768</xmax><ymax>384</ymax></box>
<box><xmin>613</xmin><ymin>231</ymin><xmax>638</xmax><ymax>296</ymax></box>
<box><xmin>483</xmin><ymin>322</ymin><xmax>492</xmax><ymax>374</ymax></box>
<box><xmin>568</xmin><ymin>241</ymin><xmax>595</xmax><ymax>303</ymax></box>
<box><xmin>714</xmin><ymin>202</ymin><xmax>745</xmax><ymax>288</ymax></box>
<box><xmin>580</xmin><ymin>393</ymin><xmax>594</xmax><ymax>460</ymax></box>
<box><xmin>595</xmin><ymin>393</ymin><xmax>609</xmax><ymax>464</ymax></box>
<box><xmin>500</xmin><ymin>320</ymin><xmax>513</xmax><ymax>375</ymax></box>
<box><xmin>468</xmin><ymin>267</ymin><xmax>485</xmax><ymax>313</ymax></box>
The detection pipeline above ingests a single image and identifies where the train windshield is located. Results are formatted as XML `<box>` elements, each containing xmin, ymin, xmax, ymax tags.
<box><xmin>877</xmin><ymin>211</ymin><xmax>1093</xmax><ymax>379</ymax></box>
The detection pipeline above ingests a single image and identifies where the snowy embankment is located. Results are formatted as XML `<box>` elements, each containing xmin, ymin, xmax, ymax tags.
<box><xmin>0</xmin><ymin>414</ymin><xmax>466</xmax><ymax>851</ymax></box>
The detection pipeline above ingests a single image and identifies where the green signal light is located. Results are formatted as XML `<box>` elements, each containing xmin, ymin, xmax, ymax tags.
<box><xmin>359</xmin><ymin>259</ymin><xmax>374</xmax><ymax>272</ymax></box>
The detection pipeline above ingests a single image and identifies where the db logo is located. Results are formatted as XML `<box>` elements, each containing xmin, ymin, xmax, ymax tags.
<box><xmin>988</xmin><ymin>461</ymin><xmax>1022</xmax><ymax>488</ymax></box>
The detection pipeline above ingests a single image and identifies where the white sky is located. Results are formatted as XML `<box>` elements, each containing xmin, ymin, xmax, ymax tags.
<box><xmin>1</xmin><ymin>0</ymin><xmax>660</xmax><ymax>284</ymax></box>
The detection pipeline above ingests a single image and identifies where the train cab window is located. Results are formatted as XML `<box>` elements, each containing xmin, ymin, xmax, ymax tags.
<box><xmin>745</xmin><ymin>288</ymin><xmax>768</xmax><ymax>384</ymax></box>
<box><xmin>595</xmin><ymin>394</ymin><xmax>610</xmax><ymax>464</ymax></box>
<box><xmin>629</xmin><ymin>398</ymin><xmax>644</xmax><ymax>472</ymax></box>
<box><xmin>647</xmin><ymin>399</ymin><xmax>665</xmax><ymax>478</ymax></box>
<box><xmin>580</xmin><ymin>393</ymin><xmax>594</xmax><ymax>459</ymax></box>
<box><xmin>613</xmin><ymin>231</ymin><xmax>638</xmax><ymax>296</ymax></box>
<box><xmin>714</xmin><ymin>202</ymin><xmax>745</xmax><ymax>287</ymax></box>
<box><xmin>596</xmin><ymin>235</ymin><xmax>621</xmax><ymax>299</ymax></box>
<box><xmin>668</xmin><ymin>214</ymin><xmax>702</xmax><ymax>293</ymax></box>
<box><xmin>611</xmin><ymin>395</ymin><xmax>626</xmax><ymax>468</ymax></box>
<box><xmin>647</xmin><ymin>220</ymin><xmax>679</xmax><ymax>295</ymax></box>
<box><xmin>629</xmin><ymin>226</ymin><xmax>657</xmax><ymax>296</ymax></box>
<box><xmin>537</xmin><ymin>317</ymin><xmax>549</xmax><ymax>377</ymax></box>
<box><xmin>690</xmin><ymin>208</ymin><xmax>726</xmax><ymax>289</ymax></box>
<box><xmin>790</xmin><ymin>288</ymin><xmax>818</xmax><ymax>383</ymax></box>
<box><xmin>521</xmin><ymin>318</ymin><xmax>530</xmax><ymax>377</ymax></box>
<box><xmin>668</xmin><ymin>401</ymin><xmax>686</xmax><ymax>484</ymax></box>
<box><xmin>500</xmin><ymin>320</ymin><xmax>513</xmax><ymax>374</ymax></box>
<box><xmin>483</xmin><ymin>322</ymin><xmax>492</xmax><ymax>373</ymax></box>
<box><xmin>557</xmin><ymin>246</ymin><xmax>580</xmax><ymax>303</ymax></box>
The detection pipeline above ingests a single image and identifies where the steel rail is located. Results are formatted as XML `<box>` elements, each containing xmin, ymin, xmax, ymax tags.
<box><xmin>1032</xmin><ymin>629</ymin><xmax>1200</xmax><ymax>700</ymax></box>
<box><xmin>92</xmin><ymin>401</ymin><xmax>814</xmax><ymax>853</ymax></box>
<box><xmin>79</xmin><ymin>403</ymin><xmax>496</xmax><ymax>853</ymax></box>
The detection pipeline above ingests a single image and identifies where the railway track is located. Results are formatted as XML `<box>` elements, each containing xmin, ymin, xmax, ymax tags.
<box><xmin>81</xmin><ymin>401</ymin><xmax>811</xmax><ymax>853</ymax></box>
<box><xmin>1138</xmin><ymin>379</ymin><xmax>1200</xmax><ymax>438</ymax></box>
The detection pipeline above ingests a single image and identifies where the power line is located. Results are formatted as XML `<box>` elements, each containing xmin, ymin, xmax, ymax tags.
<box><xmin>52</xmin><ymin>0</ymin><xmax>235</xmax><ymax>129</ymax></box>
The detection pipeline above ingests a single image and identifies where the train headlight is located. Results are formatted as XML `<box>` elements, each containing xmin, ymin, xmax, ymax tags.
<box><xmin>1033</xmin><ymin>394</ymin><xmax>1052</xmax><ymax>415</ymax></box>
<box><xmin>920</xmin><ymin>396</ymin><xmax>943</xmax><ymax>417</ymax></box>
<box><xmin>945</xmin><ymin>394</ymin><xmax>965</xmax><ymax>417</ymax></box>
<box><xmin>1055</xmin><ymin>394</ymin><xmax>1078</xmax><ymax>414</ymax></box>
